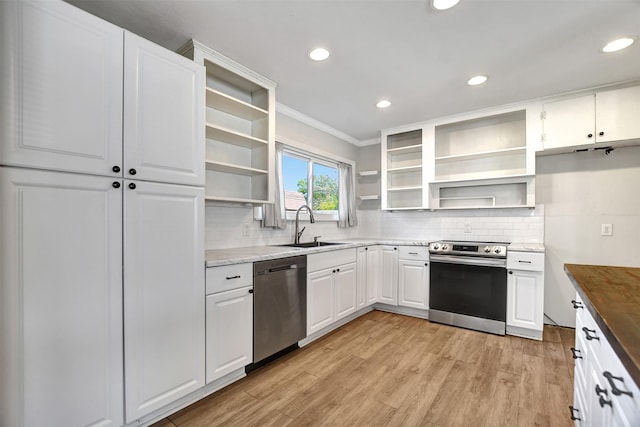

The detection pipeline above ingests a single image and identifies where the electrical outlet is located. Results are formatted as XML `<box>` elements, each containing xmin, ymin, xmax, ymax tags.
<box><xmin>600</xmin><ymin>223</ymin><xmax>613</xmax><ymax>236</ymax></box>
<box><xmin>464</xmin><ymin>223</ymin><xmax>472</xmax><ymax>233</ymax></box>
<box><xmin>242</xmin><ymin>223</ymin><xmax>250</xmax><ymax>237</ymax></box>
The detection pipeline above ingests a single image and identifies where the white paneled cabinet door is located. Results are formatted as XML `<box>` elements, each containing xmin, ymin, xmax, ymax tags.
<box><xmin>379</xmin><ymin>246</ymin><xmax>398</xmax><ymax>305</ymax></box>
<box><xmin>0</xmin><ymin>167</ymin><xmax>123</xmax><ymax>427</ymax></box>
<box><xmin>366</xmin><ymin>246</ymin><xmax>380</xmax><ymax>305</ymax></box>
<box><xmin>506</xmin><ymin>270</ymin><xmax>544</xmax><ymax>332</ymax></box>
<box><xmin>595</xmin><ymin>86</ymin><xmax>640</xmax><ymax>144</ymax></box>
<box><xmin>356</xmin><ymin>247</ymin><xmax>368</xmax><ymax>309</ymax></box>
<box><xmin>335</xmin><ymin>263</ymin><xmax>357</xmax><ymax>320</ymax></box>
<box><xmin>124</xmin><ymin>31</ymin><xmax>205</xmax><ymax>186</ymax></box>
<box><xmin>398</xmin><ymin>260</ymin><xmax>429</xmax><ymax>310</ymax></box>
<box><xmin>0</xmin><ymin>0</ymin><xmax>123</xmax><ymax>176</ymax></box>
<box><xmin>307</xmin><ymin>269</ymin><xmax>335</xmax><ymax>335</ymax></box>
<box><xmin>542</xmin><ymin>95</ymin><xmax>595</xmax><ymax>150</ymax></box>
<box><xmin>206</xmin><ymin>287</ymin><xmax>253</xmax><ymax>383</ymax></box>
<box><xmin>124</xmin><ymin>180</ymin><xmax>205</xmax><ymax>422</ymax></box>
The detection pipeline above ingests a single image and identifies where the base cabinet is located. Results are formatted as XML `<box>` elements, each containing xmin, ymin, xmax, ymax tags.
<box><xmin>307</xmin><ymin>262</ymin><xmax>357</xmax><ymax>335</ymax></box>
<box><xmin>205</xmin><ymin>286</ymin><xmax>253</xmax><ymax>383</ymax></box>
<box><xmin>357</xmin><ymin>246</ymin><xmax>380</xmax><ymax>307</ymax></box>
<box><xmin>379</xmin><ymin>246</ymin><xmax>399</xmax><ymax>305</ymax></box>
<box><xmin>334</xmin><ymin>263</ymin><xmax>358</xmax><ymax>320</ymax></box>
<box><xmin>398</xmin><ymin>260</ymin><xmax>429</xmax><ymax>310</ymax></box>
<box><xmin>506</xmin><ymin>251</ymin><xmax>544</xmax><ymax>340</ymax></box>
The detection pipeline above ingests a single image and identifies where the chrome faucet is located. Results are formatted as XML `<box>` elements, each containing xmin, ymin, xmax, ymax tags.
<box><xmin>294</xmin><ymin>204</ymin><xmax>315</xmax><ymax>244</ymax></box>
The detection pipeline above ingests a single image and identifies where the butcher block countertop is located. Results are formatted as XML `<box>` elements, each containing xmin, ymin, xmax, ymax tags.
<box><xmin>564</xmin><ymin>264</ymin><xmax>640</xmax><ymax>387</ymax></box>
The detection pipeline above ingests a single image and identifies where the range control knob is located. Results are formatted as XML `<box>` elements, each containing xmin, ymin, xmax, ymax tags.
<box><xmin>484</xmin><ymin>246</ymin><xmax>491</xmax><ymax>253</ymax></box>
<box><xmin>494</xmin><ymin>247</ymin><xmax>502</xmax><ymax>254</ymax></box>
<box><xmin>432</xmin><ymin>244</ymin><xmax>440</xmax><ymax>250</ymax></box>
<box><xmin>442</xmin><ymin>244</ymin><xmax>449</xmax><ymax>251</ymax></box>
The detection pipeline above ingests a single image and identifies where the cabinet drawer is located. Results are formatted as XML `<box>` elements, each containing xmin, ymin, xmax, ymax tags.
<box><xmin>399</xmin><ymin>246</ymin><xmax>429</xmax><ymax>260</ymax></box>
<box><xmin>206</xmin><ymin>263</ymin><xmax>253</xmax><ymax>294</ymax></box>
<box><xmin>308</xmin><ymin>248</ymin><xmax>357</xmax><ymax>273</ymax></box>
<box><xmin>507</xmin><ymin>251</ymin><xmax>544</xmax><ymax>271</ymax></box>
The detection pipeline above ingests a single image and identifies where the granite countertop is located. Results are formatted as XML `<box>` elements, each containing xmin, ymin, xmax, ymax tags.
<box><xmin>564</xmin><ymin>264</ymin><xmax>640</xmax><ymax>387</ymax></box>
<box><xmin>205</xmin><ymin>239</ymin><xmax>430</xmax><ymax>267</ymax></box>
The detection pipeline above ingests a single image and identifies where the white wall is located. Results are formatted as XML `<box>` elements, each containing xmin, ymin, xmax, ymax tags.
<box><xmin>536</xmin><ymin>145</ymin><xmax>640</xmax><ymax>327</ymax></box>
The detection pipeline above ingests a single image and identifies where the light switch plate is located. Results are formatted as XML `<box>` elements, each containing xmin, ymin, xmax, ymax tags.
<box><xmin>601</xmin><ymin>223</ymin><xmax>613</xmax><ymax>236</ymax></box>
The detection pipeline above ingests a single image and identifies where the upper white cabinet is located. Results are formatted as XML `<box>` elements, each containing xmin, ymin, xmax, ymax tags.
<box><xmin>0</xmin><ymin>0</ymin><xmax>123</xmax><ymax>176</ymax></box>
<box><xmin>381</xmin><ymin>105</ymin><xmax>537</xmax><ymax>210</ymax></box>
<box><xmin>123</xmin><ymin>32</ymin><xmax>205</xmax><ymax>186</ymax></box>
<box><xmin>0</xmin><ymin>168</ymin><xmax>124</xmax><ymax>427</ymax></box>
<box><xmin>124</xmin><ymin>181</ymin><xmax>205</xmax><ymax>422</ymax></box>
<box><xmin>541</xmin><ymin>86</ymin><xmax>640</xmax><ymax>152</ymax></box>
<box><xmin>181</xmin><ymin>40</ymin><xmax>276</xmax><ymax>204</ymax></box>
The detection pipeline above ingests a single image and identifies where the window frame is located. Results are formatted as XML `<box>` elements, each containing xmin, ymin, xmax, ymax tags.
<box><xmin>282</xmin><ymin>147</ymin><xmax>340</xmax><ymax>222</ymax></box>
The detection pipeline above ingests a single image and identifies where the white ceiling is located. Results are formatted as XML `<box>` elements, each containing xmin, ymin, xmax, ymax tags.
<box><xmin>66</xmin><ymin>0</ymin><xmax>640</xmax><ymax>143</ymax></box>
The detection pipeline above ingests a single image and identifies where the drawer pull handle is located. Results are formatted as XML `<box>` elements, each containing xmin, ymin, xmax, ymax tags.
<box><xmin>408</xmin><ymin>252</ymin><xmax>418</xmax><ymax>255</ymax></box>
<box><xmin>570</xmin><ymin>347</ymin><xmax>582</xmax><ymax>359</ymax></box>
<box><xmin>582</xmin><ymin>327</ymin><xmax>599</xmax><ymax>341</ymax></box>
<box><xmin>226</xmin><ymin>275</ymin><xmax>241</xmax><ymax>280</ymax></box>
<box><xmin>518</xmin><ymin>260</ymin><xmax>532</xmax><ymax>263</ymax></box>
<box><xmin>568</xmin><ymin>406</ymin><xmax>581</xmax><ymax>421</ymax></box>
<box><xmin>571</xmin><ymin>300</ymin><xmax>584</xmax><ymax>309</ymax></box>
<box><xmin>603</xmin><ymin>371</ymin><xmax>633</xmax><ymax>397</ymax></box>
<box><xmin>598</xmin><ymin>395</ymin><xmax>612</xmax><ymax>408</ymax></box>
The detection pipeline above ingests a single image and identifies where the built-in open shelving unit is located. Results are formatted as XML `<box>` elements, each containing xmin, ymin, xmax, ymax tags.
<box><xmin>180</xmin><ymin>40</ymin><xmax>276</xmax><ymax>204</ymax></box>
<box><xmin>381</xmin><ymin>129</ymin><xmax>424</xmax><ymax>210</ymax></box>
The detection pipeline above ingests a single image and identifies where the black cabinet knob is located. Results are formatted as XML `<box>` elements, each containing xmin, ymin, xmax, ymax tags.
<box><xmin>112</xmin><ymin>182</ymin><xmax>120</xmax><ymax>188</ymax></box>
<box><xmin>568</xmin><ymin>406</ymin><xmax>581</xmax><ymax>421</ymax></box>
<box><xmin>599</xmin><ymin>131</ymin><xmax>605</xmax><ymax>136</ymax></box>
<box><xmin>248</xmin><ymin>289</ymin><xmax>254</xmax><ymax>294</ymax></box>
<box><xmin>508</xmin><ymin>271</ymin><xmax>513</xmax><ymax>275</ymax></box>
<box><xmin>571</xmin><ymin>300</ymin><xmax>584</xmax><ymax>309</ymax></box>
<box><xmin>129</xmin><ymin>168</ymin><xmax>137</xmax><ymax>175</ymax></box>
<box><xmin>112</xmin><ymin>166</ymin><xmax>121</xmax><ymax>173</ymax></box>
<box><xmin>129</xmin><ymin>183</ymin><xmax>136</xmax><ymax>190</ymax></box>
<box><xmin>587</xmin><ymin>133</ymin><xmax>593</xmax><ymax>138</ymax></box>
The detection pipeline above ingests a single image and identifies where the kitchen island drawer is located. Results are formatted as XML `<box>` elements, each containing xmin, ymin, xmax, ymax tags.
<box><xmin>206</xmin><ymin>262</ymin><xmax>253</xmax><ymax>294</ymax></box>
<box><xmin>507</xmin><ymin>251</ymin><xmax>544</xmax><ymax>271</ymax></box>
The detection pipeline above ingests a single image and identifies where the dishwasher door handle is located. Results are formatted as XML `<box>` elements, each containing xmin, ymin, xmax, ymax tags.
<box><xmin>268</xmin><ymin>264</ymin><xmax>298</xmax><ymax>273</ymax></box>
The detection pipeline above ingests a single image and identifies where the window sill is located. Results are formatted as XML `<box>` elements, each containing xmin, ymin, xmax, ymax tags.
<box><xmin>285</xmin><ymin>212</ymin><xmax>338</xmax><ymax>222</ymax></box>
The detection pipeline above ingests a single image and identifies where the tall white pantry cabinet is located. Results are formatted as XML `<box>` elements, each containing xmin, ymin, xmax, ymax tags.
<box><xmin>0</xmin><ymin>1</ymin><xmax>205</xmax><ymax>426</ymax></box>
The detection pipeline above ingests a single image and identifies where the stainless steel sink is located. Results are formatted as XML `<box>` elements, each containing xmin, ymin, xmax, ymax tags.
<box><xmin>275</xmin><ymin>241</ymin><xmax>346</xmax><ymax>248</ymax></box>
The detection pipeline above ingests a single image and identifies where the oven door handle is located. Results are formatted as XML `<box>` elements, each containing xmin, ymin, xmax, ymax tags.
<box><xmin>429</xmin><ymin>254</ymin><xmax>506</xmax><ymax>268</ymax></box>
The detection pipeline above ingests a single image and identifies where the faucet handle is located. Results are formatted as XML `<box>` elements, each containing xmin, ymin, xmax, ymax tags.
<box><xmin>297</xmin><ymin>226</ymin><xmax>306</xmax><ymax>237</ymax></box>
<box><xmin>313</xmin><ymin>236</ymin><xmax>322</xmax><ymax>242</ymax></box>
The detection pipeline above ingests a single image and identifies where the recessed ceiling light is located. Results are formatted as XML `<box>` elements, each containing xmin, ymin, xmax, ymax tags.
<box><xmin>467</xmin><ymin>75</ymin><xmax>488</xmax><ymax>86</ymax></box>
<box><xmin>601</xmin><ymin>36</ymin><xmax>636</xmax><ymax>53</ymax></box>
<box><xmin>308</xmin><ymin>47</ymin><xmax>330</xmax><ymax>61</ymax></box>
<box><xmin>376</xmin><ymin>100</ymin><xmax>391</xmax><ymax>108</ymax></box>
<box><xmin>431</xmin><ymin>0</ymin><xmax>460</xmax><ymax>10</ymax></box>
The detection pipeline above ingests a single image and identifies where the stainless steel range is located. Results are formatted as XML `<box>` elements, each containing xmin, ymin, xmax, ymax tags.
<box><xmin>428</xmin><ymin>241</ymin><xmax>509</xmax><ymax>335</ymax></box>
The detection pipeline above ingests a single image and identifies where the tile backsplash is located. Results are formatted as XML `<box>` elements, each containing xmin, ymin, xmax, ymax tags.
<box><xmin>205</xmin><ymin>204</ymin><xmax>544</xmax><ymax>250</ymax></box>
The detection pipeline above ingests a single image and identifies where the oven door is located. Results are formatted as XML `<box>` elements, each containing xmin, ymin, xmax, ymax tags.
<box><xmin>429</xmin><ymin>255</ymin><xmax>507</xmax><ymax>323</ymax></box>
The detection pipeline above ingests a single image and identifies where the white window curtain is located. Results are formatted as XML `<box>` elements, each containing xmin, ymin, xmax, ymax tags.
<box><xmin>262</xmin><ymin>142</ymin><xmax>287</xmax><ymax>229</ymax></box>
<box><xmin>338</xmin><ymin>163</ymin><xmax>358</xmax><ymax>228</ymax></box>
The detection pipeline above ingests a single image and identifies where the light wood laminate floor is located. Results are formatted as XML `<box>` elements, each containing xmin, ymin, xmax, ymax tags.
<box><xmin>153</xmin><ymin>311</ymin><xmax>575</xmax><ymax>427</ymax></box>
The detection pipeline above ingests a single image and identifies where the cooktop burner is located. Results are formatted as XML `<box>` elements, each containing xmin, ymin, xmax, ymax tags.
<box><xmin>428</xmin><ymin>241</ymin><xmax>510</xmax><ymax>258</ymax></box>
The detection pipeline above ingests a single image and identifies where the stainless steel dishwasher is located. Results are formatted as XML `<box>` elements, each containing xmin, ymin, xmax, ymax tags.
<box><xmin>253</xmin><ymin>255</ymin><xmax>307</xmax><ymax>364</ymax></box>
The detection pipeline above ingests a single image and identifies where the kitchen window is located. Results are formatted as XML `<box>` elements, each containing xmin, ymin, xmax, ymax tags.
<box><xmin>282</xmin><ymin>150</ymin><xmax>339</xmax><ymax>220</ymax></box>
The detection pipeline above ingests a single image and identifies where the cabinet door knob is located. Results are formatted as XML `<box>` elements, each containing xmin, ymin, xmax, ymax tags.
<box><xmin>568</xmin><ymin>406</ymin><xmax>581</xmax><ymax>421</ymax></box>
<box><xmin>587</xmin><ymin>133</ymin><xmax>593</xmax><ymax>138</ymax></box>
<box><xmin>112</xmin><ymin>181</ymin><xmax>121</xmax><ymax>188</ymax></box>
<box><xmin>112</xmin><ymin>166</ymin><xmax>121</xmax><ymax>173</ymax></box>
<box><xmin>570</xmin><ymin>347</ymin><xmax>582</xmax><ymax>359</ymax></box>
<box><xmin>508</xmin><ymin>271</ymin><xmax>513</xmax><ymax>275</ymax></box>
<box><xmin>128</xmin><ymin>183</ymin><xmax>136</xmax><ymax>190</ymax></box>
<box><xmin>248</xmin><ymin>289</ymin><xmax>254</xmax><ymax>294</ymax></box>
<box><xmin>129</xmin><ymin>168</ymin><xmax>137</xmax><ymax>175</ymax></box>
<box><xmin>599</xmin><ymin>131</ymin><xmax>605</xmax><ymax>137</ymax></box>
<box><xmin>425</xmin><ymin>263</ymin><xmax>428</xmax><ymax>266</ymax></box>
<box><xmin>365</xmin><ymin>247</ymin><xmax>368</xmax><ymax>250</ymax></box>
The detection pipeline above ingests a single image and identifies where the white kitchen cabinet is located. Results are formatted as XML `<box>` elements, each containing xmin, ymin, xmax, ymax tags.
<box><xmin>357</xmin><ymin>246</ymin><xmax>381</xmax><ymax>307</ymax></box>
<box><xmin>123</xmin><ymin>181</ymin><xmax>205</xmax><ymax>422</ymax></box>
<box><xmin>180</xmin><ymin>40</ymin><xmax>276</xmax><ymax>204</ymax></box>
<box><xmin>381</xmin><ymin>128</ymin><xmax>425</xmax><ymax>210</ymax></box>
<box><xmin>571</xmin><ymin>294</ymin><xmax>640</xmax><ymax>427</ymax></box>
<box><xmin>334</xmin><ymin>263</ymin><xmax>358</xmax><ymax>320</ymax></box>
<box><xmin>398</xmin><ymin>246</ymin><xmax>429</xmax><ymax>310</ymax></box>
<box><xmin>0</xmin><ymin>0</ymin><xmax>123</xmax><ymax>176</ymax></box>
<box><xmin>307</xmin><ymin>268</ymin><xmax>336</xmax><ymax>334</ymax></box>
<box><xmin>0</xmin><ymin>0</ymin><xmax>205</xmax><ymax>187</ymax></box>
<box><xmin>123</xmin><ymin>32</ymin><xmax>205</xmax><ymax>186</ymax></box>
<box><xmin>379</xmin><ymin>246</ymin><xmax>399</xmax><ymax>305</ymax></box>
<box><xmin>506</xmin><ymin>251</ymin><xmax>544</xmax><ymax>340</ymax></box>
<box><xmin>205</xmin><ymin>285</ymin><xmax>253</xmax><ymax>384</ymax></box>
<box><xmin>0</xmin><ymin>168</ymin><xmax>123</xmax><ymax>427</ymax></box>
<box><xmin>541</xmin><ymin>86</ymin><xmax>640</xmax><ymax>152</ymax></box>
